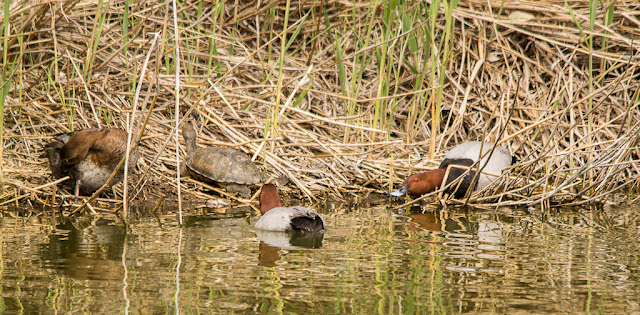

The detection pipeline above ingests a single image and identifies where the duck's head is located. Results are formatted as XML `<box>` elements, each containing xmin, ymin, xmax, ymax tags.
<box><xmin>390</xmin><ymin>168</ymin><xmax>445</xmax><ymax>197</ymax></box>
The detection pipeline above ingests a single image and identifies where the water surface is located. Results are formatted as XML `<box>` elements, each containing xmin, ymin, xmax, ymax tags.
<box><xmin>1</xmin><ymin>201</ymin><xmax>639</xmax><ymax>313</ymax></box>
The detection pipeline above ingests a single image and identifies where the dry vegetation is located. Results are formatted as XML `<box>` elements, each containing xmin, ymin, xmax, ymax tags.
<box><xmin>1</xmin><ymin>0</ymin><xmax>639</xmax><ymax>213</ymax></box>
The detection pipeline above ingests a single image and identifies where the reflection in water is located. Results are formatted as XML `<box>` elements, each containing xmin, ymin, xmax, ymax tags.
<box><xmin>408</xmin><ymin>212</ymin><xmax>443</xmax><ymax>231</ymax></box>
<box><xmin>254</xmin><ymin>230</ymin><xmax>324</xmax><ymax>249</ymax></box>
<box><xmin>0</xmin><ymin>203</ymin><xmax>639</xmax><ymax>313</ymax></box>
<box><xmin>407</xmin><ymin>210</ymin><xmax>507</xmax><ymax>271</ymax></box>
<box><xmin>255</xmin><ymin>230</ymin><xmax>324</xmax><ymax>266</ymax></box>
<box><xmin>41</xmin><ymin>217</ymin><xmax>126</xmax><ymax>281</ymax></box>
<box><xmin>258</xmin><ymin>242</ymin><xmax>280</xmax><ymax>267</ymax></box>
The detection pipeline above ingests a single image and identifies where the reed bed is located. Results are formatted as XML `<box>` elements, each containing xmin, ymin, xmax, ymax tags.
<box><xmin>1</xmin><ymin>0</ymin><xmax>639</xmax><ymax>213</ymax></box>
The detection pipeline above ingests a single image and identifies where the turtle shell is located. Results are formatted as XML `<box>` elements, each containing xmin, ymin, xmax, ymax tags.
<box><xmin>185</xmin><ymin>146</ymin><xmax>263</xmax><ymax>185</ymax></box>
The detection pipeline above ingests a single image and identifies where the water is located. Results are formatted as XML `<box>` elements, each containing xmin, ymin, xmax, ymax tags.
<box><xmin>1</xmin><ymin>201</ymin><xmax>639</xmax><ymax>313</ymax></box>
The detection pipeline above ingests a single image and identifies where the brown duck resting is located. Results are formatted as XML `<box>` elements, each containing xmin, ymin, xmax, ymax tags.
<box><xmin>42</xmin><ymin>128</ymin><xmax>139</xmax><ymax>196</ymax></box>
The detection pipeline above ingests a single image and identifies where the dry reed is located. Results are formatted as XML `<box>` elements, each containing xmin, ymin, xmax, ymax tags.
<box><xmin>1</xmin><ymin>0</ymin><xmax>639</xmax><ymax>213</ymax></box>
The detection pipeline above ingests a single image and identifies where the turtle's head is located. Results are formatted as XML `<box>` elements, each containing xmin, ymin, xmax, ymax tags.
<box><xmin>182</xmin><ymin>121</ymin><xmax>197</xmax><ymax>154</ymax></box>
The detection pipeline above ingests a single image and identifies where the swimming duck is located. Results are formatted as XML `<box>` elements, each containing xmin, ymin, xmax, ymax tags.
<box><xmin>42</xmin><ymin>128</ymin><xmax>139</xmax><ymax>196</ymax></box>
<box><xmin>254</xmin><ymin>184</ymin><xmax>325</xmax><ymax>233</ymax></box>
<box><xmin>390</xmin><ymin>141</ymin><xmax>513</xmax><ymax>198</ymax></box>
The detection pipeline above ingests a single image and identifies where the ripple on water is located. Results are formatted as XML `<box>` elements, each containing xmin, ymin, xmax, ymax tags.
<box><xmin>0</xmin><ymin>203</ymin><xmax>639</xmax><ymax>313</ymax></box>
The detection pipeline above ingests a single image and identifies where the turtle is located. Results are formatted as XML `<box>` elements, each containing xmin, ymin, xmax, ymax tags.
<box><xmin>181</xmin><ymin>122</ymin><xmax>264</xmax><ymax>197</ymax></box>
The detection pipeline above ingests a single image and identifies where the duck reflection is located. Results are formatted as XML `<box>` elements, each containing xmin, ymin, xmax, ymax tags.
<box><xmin>408</xmin><ymin>212</ymin><xmax>475</xmax><ymax>233</ymax></box>
<box><xmin>408</xmin><ymin>213</ymin><xmax>443</xmax><ymax>231</ymax></box>
<box><xmin>406</xmin><ymin>211</ymin><xmax>507</xmax><ymax>268</ymax></box>
<box><xmin>255</xmin><ymin>230</ymin><xmax>324</xmax><ymax>249</ymax></box>
<box><xmin>258</xmin><ymin>242</ymin><xmax>280</xmax><ymax>267</ymax></box>
<box><xmin>42</xmin><ymin>217</ymin><xmax>127</xmax><ymax>281</ymax></box>
<box><xmin>255</xmin><ymin>230</ymin><xmax>324</xmax><ymax>267</ymax></box>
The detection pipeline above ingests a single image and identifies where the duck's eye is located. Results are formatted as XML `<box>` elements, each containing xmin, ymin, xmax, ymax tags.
<box><xmin>414</xmin><ymin>178</ymin><xmax>419</xmax><ymax>182</ymax></box>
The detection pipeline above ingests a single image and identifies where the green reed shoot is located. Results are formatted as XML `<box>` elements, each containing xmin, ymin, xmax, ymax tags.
<box><xmin>122</xmin><ymin>0</ymin><xmax>130</xmax><ymax>48</ymax></box>
<box><xmin>85</xmin><ymin>0</ymin><xmax>107</xmax><ymax>79</ymax></box>
<box><xmin>342</xmin><ymin>1</ymin><xmax>378</xmax><ymax>143</ymax></box>
<box><xmin>1</xmin><ymin>0</ymin><xmax>10</xmax><ymax>135</ymax></box>
<box><xmin>269</xmin><ymin>0</ymin><xmax>292</xmax><ymax>139</ymax></box>
<box><xmin>601</xmin><ymin>0</ymin><xmax>614</xmax><ymax>73</ymax></box>
<box><xmin>372</xmin><ymin>0</ymin><xmax>395</xmax><ymax>139</ymax></box>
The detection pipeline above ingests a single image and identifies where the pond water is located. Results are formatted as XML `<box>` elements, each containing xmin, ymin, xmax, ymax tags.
<box><xmin>1</xmin><ymin>200</ymin><xmax>639</xmax><ymax>313</ymax></box>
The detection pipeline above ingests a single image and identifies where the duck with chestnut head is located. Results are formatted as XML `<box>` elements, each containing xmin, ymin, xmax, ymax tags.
<box><xmin>255</xmin><ymin>184</ymin><xmax>325</xmax><ymax>233</ymax></box>
<box><xmin>391</xmin><ymin>141</ymin><xmax>513</xmax><ymax>199</ymax></box>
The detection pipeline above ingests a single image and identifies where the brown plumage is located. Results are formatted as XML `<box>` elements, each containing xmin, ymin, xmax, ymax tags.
<box><xmin>42</xmin><ymin>128</ymin><xmax>139</xmax><ymax>196</ymax></box>
<box><xmin>259</xmin><ymin>183</ymin><xmax>283</xmax><ymax>214</ymax></box>
<box><xmin>397</xmin><ymin>169</ymin><xmax>446</xmax><ymax>197</ymax></box>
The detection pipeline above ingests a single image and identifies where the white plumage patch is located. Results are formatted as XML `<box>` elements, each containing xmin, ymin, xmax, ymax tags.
<box><xmin>441</xmin><ymin>141</ymin><xmax>512</xmax><ymax>190</ymax></box>
<box><xmin>254</xmin><ymin>206</ymin><xmax>325</xmax><ymax>232</ymax></box>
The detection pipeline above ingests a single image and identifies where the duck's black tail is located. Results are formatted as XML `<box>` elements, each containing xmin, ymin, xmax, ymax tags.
<box><xmin>291</xmin><ymin>215</ymin><xmax>325</xmax><ymax>233</ymax></box>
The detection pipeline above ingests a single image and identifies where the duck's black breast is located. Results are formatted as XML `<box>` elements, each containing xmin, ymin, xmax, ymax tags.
<box><xmin>438</xmin><ymin>158</ymin><xmax>476</xmax><ymax>198</ymax></box>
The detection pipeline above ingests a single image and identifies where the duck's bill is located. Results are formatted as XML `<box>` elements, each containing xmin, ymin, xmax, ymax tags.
<box><xmin>389</xmin><ymin>185</ymin><xmax>407</xmax><ymax>197</ymax></box>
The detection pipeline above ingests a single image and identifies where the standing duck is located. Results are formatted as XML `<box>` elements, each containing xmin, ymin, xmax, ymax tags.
<box><xmin>390</xmin><ymin>141</ymin><xmax>513</xmax><ymax>198</ymax></box>
<box><xmin>255</xmin><ymin>184</ymin><xmax>325</xmax><ymax>233</ymax></box>
<box><xmin>42</xmin><ymin>128</ymin><xmax>139</xmax><ymax>196</ymax></box>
